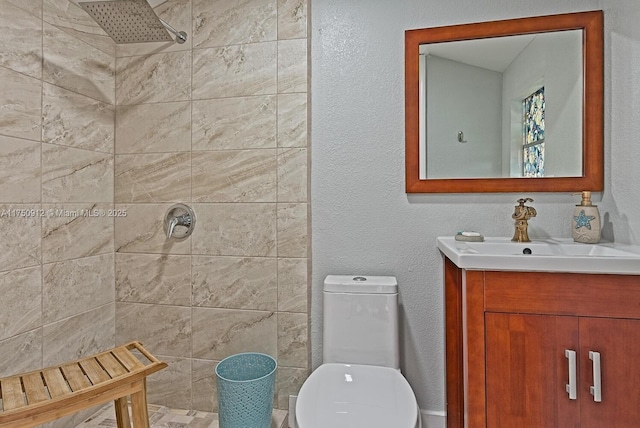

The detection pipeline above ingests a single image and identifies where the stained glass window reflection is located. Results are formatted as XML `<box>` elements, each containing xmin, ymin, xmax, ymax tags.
<box><xmin>523</xmin><ymin>87</ymin><xmax>545</xmax><ymax>177</ymax></box>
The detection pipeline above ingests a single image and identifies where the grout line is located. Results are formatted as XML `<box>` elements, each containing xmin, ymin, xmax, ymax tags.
<box><xmin>76</xmin><ymin>402</ymin><xmax>289</xmax><ymax>428</ymax></box>
<box><xmin>40</xmin><ymin>0</ymin><xmax>45</xmax><ymax>371</ymax></box>
<box><xmin>188</xmin><ymin>0</ymin><xmax>195</xmax><ymax>394</ymax></box>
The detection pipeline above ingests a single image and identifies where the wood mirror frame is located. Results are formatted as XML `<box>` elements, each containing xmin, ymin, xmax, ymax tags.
<box><xmin>405</xmin><ymin>11</ymin><xmax>603</xmax><ymax>193</ymax></box>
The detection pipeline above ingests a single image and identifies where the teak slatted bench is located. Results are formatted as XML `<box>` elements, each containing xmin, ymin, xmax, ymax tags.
<box><xmin>0</xmin><ymin>341</ymin><xmax>167</xmax><ymax>428</ymax></box>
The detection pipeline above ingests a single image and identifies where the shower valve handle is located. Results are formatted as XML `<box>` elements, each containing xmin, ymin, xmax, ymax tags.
<box><xmin>164</xmin><ymin>204</ymin><xmax>196</xmax><ymax>240</ymax></box>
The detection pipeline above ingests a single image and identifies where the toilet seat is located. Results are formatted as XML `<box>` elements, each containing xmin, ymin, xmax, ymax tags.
<box><xmin>295</xmin><ymin>363</ymin><xmax>419</xmax><ymax>428</ymax></box>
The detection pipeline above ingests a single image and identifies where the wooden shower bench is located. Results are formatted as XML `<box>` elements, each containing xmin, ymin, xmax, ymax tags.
<box><xmin>0</xmin><ymin>341</ymin><xmax>167</xmax><ymax>428</ymax></box>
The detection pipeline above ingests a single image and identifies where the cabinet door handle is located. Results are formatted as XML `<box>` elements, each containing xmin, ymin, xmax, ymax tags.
<box><xmin>565</xmin><ymin>349</ymin><xmax>577</xmax><ymax>400</ymax></box>
<box><xmin>589</xmin><ymin>351</ymin><xmax>602</xmax><ymax>402</ymax></box>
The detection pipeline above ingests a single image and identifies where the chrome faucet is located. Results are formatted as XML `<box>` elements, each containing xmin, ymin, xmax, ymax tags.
<box><xmin>164</xmin><ymin>204</ymin><xmax>196</xmax><ymax>240</ymax></box>
<box><xmin>512</xmin><ymin>198</ymin><xmax>537</xmax><ymax>243</ymax></box>
<box><xmin>166</xmin><ymin>213</ymin><xmax>191</xmax><ymax>239</ymax></box>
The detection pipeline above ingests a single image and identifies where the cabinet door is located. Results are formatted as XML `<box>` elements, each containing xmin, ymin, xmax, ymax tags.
<box><xmin>580</xmin><ymin>317</ymin><xmax>640</xmax><ymax>427</ymax></box>
<box><xmin>485</xmin><ymin>313</ymin><xmax>580</xmax><ymax>427</ymax></box>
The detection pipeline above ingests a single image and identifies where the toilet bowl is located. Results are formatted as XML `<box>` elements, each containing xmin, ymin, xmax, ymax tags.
<box><xmin>294</xmin><ymin>275</ymin><xmax>421</xmax><ymax>428</ymax></box>
<box><xmin>295</xmin><ymin>363</ymin><xmax>421</xmax><ymax>428</ymax></box>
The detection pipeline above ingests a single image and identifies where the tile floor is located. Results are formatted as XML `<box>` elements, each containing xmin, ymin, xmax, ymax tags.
<box><xmin>76</xmin><ymin>403</ymin><xmax>288</xmax><ymax>428</ymax></box>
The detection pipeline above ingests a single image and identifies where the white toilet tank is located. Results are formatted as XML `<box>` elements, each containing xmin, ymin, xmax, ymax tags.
<box><xmin>323</xmin><ymin>275</ymin><xmax>400</xmax><ymax>368</ymax></box>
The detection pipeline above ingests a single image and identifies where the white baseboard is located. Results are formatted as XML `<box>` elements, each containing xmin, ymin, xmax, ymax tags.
<box><xmin>420</xmin><ymin>409</ymin><xmax>446</xmax><ymax>428</ymax></box>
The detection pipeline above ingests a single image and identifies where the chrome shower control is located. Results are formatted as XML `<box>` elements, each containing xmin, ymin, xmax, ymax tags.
<box><xmin>164</xmin><ymin>204</ymin><xmax>195</xmax><ymax>240</ymax></box>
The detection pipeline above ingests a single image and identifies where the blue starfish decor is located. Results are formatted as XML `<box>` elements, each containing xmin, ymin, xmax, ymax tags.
<box><xmin>574</xmin><ymin>209</ymin><xmax>596</xmax><ymax>230</ymax></box>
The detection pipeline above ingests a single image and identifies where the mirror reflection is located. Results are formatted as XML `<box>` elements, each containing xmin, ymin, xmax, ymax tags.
<box><xmin>420</xmin><ymin>30</ymin><xmax>583</xmax><ymax>179</ymax></box>
<box><xmin>405</xmin><ymin>10</ymin><xmax>604</xmax><ymax>193</ymax></box>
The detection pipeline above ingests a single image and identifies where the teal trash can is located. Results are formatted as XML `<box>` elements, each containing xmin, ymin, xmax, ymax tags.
<box><xmin>215</xmin><ymin>352</ymin><xmax>277</xmax><ymax>428</ymax></box>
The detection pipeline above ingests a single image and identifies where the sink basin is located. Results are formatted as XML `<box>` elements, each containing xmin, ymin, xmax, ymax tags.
<box><xmin>437</xmin><ymin>237</ymin><xmax>640</xmax><ymax>274</ymax></box>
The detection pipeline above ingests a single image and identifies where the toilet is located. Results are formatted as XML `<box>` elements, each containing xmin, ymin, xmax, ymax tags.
<box><xmin>295</xmin><ymin>275</ymin><xmax>422</xmax><ymax>428</ymax></box>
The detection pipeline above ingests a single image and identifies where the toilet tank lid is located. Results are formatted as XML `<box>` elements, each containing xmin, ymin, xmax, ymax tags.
<box><xmin>324</xmin><ymin>275</ymin><xmax>398</xmax><ymax>294</ymax></box>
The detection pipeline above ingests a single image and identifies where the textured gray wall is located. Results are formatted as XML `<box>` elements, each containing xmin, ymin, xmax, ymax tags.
<box><xmin>311</xmin><ymin>0</ymin><xmax>640</xmax><ymax>413</ymax></box>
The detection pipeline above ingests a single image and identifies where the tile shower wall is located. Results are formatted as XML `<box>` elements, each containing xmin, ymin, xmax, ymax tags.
<box><xmin>0</xmin><ymin>0</ymin><xmax>116</xmax><ymax>425</ymax></box>
<box><xmin>113</xmin><ymin>0</ymin><xmax>309</xmax><ymax>411</ymax></box>
<box><xmin>0</xmin><ymin>0</ymin><xmax>307</xmax><ymax>416</ymax></box>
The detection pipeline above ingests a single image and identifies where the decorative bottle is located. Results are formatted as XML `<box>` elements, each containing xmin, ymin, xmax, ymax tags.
<box><xmin>571</xmin><ymin>191</ymin><xmax>601</xmax><ymax>244</ymax></box>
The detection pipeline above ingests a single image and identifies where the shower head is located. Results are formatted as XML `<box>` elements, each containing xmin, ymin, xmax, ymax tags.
<box><xmin>79</xmin><ymin>0</ymin><xmax>187</xmax><ymax>44</ymax></box>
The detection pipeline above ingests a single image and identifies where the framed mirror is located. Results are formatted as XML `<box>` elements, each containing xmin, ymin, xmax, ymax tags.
<box><xmin>405</xmin><ymin>11</ymin><xmax>603</xmax><ymax>193</ymax></box>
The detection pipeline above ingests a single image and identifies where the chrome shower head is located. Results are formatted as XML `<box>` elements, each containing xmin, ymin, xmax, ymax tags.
<box><xmin>79</xmin><ymin>0</ymin><xmax>187</xmax><ymax>44</ymax></box>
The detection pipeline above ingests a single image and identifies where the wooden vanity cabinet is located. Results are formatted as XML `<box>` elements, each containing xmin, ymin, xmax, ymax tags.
<box><xmin>444</xmin><ymin>257</ymin><xmax>640</xmax><ymax>428</ymax></box>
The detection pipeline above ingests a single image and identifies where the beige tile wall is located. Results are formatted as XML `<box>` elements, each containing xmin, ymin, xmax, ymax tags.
<box><xmin>112</xmin><ymin>0</ymin><xmax>309</xmax><ymax>412</ymax></box>
<box><xmin>0</xmin><ymin>1</ymin><xmax>116</xmax><ymax>426</ymax></box>
<box><xmin>0</xmin><ymin>0</ymin><xmax>308</xmax><ymax>416</ymax></box>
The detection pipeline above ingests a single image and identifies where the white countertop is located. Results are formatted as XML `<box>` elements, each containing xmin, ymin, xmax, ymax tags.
<box><xmin>437</xmin><ymin>236</ymin><xmax>640</xmax><ymax>275</ymax></box>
